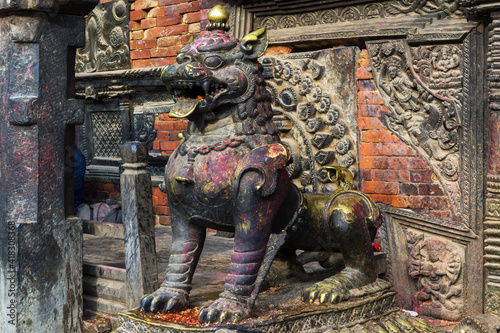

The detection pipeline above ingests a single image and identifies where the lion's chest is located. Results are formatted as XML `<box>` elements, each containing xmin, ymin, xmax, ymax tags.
<box><xmin>166</xmin><ymin>142</ymin><xmax>248</xmax><ymax>214</ymax></box>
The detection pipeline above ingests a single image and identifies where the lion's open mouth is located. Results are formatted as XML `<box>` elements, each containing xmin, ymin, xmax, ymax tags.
<box><xmin>165</xmin><ymin>80</ymin><xmax>228</xmax><ymax>118</ymax></box>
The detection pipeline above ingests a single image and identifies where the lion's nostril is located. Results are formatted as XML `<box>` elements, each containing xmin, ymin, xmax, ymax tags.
<box><xmin>177</xmin><ymin>54</ymin><xmax>192</xmax><ymax>64</ymax></box>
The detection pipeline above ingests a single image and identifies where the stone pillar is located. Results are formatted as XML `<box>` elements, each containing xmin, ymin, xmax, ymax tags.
<box><xmin>120</xmin><ymin>142</ymin><xmax>158</xmax><ymax>308</ymax></box>
<box><xmin>0</xmin><ymin>0</ymin><xmax>96</xmax><ymax>332</ymax></box>
<box><xmin>485</xmin><ymin>12</ymin><xmax>500</xmax><ymax>316</ymax></box>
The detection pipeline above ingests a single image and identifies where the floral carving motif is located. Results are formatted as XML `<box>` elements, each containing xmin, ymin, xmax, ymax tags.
<box><xmin>261</xmin><ymin>49</ymin><xmax>358</xmax><ymax>193</ymax></box>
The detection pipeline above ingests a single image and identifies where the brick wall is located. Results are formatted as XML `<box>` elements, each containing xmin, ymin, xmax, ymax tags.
<box><xmin>356</xmin><ymin>50</ymin><xmax>453</xmax><ymax>220</ymax></box>
<box><xmin>129</xmin><ymin>0</ymin><xmax>226</xmax><ymax>68</ymax></box>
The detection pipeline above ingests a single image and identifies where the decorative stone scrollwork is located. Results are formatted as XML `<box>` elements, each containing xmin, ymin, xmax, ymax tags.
<box><xmin>366</xmin><ymin>40</ymin><xmax>462</xmax><ymax>218</ymax></box>
<box><xmin>261</xmin><ymin>47</ymin><xmax>359</xmax><ymax>193</ymax></box>
<box><xmin>406</xmin><ymin>231</ymin><xmax>464</xmax><ymax>321</ymax></box>
<box><xmin>75</xmin><ymin>0</ymin><xmax>130</xmax><ymax>73</ymax></box>
<box><xmin>253</xmin><ymin>0</ymin><xmax>462</xmax><ymax>31</ymax></box>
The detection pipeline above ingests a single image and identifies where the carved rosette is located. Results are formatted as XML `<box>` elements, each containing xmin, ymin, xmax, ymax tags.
<box><xmin>75</xmin><ymin>0</ymin><xmax>130</xmax><ymax>72</ymax></box>
<box><xmin>406</xmin><ymin>230</ymin><xmax>464</xmax><ymax>321</ymax></box>
<box><xmin>366</xmin><ymin>40</ymin><xmax>462</xmax><ymax>218</ymax></box>
<box><xmin>262</xmin><ymin>48</ymin><xmax>359</xmax><ymax>193</ymax></box>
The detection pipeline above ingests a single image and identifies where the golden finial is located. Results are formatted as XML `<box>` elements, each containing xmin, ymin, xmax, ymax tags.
<box><xmin>206</xmin><ymin>5</ymin><xmax>230</xmax><ymax>31</ymax></box>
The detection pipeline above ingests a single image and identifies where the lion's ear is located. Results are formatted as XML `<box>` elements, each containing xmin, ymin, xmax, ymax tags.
<box><xmin>240</xmin><ymin>27</ymin><xmax>268</xmax><ymax>58</ymax></box>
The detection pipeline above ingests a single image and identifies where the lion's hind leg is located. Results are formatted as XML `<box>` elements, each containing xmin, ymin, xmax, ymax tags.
<box><xmin>302</xmin><ymin>192</ymin><xmax>380</xmax><ymax>305</ymax></box>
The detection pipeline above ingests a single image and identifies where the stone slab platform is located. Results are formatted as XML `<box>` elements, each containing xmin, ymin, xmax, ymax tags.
<box><xmin>115</xmin><ymin>289</ymin><xmax>437</xmax><ymax>333</ymax></box>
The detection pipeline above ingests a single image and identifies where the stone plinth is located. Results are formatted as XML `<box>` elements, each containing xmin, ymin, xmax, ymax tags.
<box><xmin>116</xmin><ymin>281</ymin><xmax>437</xmax><ymax>333</ymax></box>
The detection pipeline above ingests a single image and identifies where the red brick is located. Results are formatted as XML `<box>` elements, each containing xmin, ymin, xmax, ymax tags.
<box><xmin>362</xmin><ymin>130</ymin><xmax>400</xmax><ymax>144</ymax></box>
<box><xmin>368</xmin><ymin>194</ymin><xmax>389</xmax><ymax>204</ymax></box>
<box><xmin>130</xmin><ymin>38</ymin><xmax>156</xmax><ymax>50</ymax></box>
<box><xmin>153</xmin><ymin>140</ymin><xmax>160</xmax><ymax>150</ymax></box>
<box><xmin>167</xmin><ymin>45</ymin><xmax>183</xmax><ymax>57</ymax></box>
<box><xmin>358</xmin><ymin>105</ymin><xmax>381</xmax><ymax>117</ymax></box>
<box><xmin>166</xmin><ymin>24</ymin><xmax>189</xmax><ymax>35</ymax></box>
<box><xmin>144</xmin><ymin>27</ymin><xmax>168</xmax><ymax>39</ymax></box>
<box><xmin>387</xmin><ymin>195</ymin><xmax>410</xmax><ymax>208</ymax></box>
<box><xmin>109</xmin><ymin>192</ymin><xmax>121</xmax><ymax>200</ymax></box>
<box><xmin>409</xmin><ymin>196</ymin><xmax>450</xmax><ymax>210</ymax></box>
<box><xmin>135</xmin><ymin>0</ymin><xmax>158</xmax><ymax>10</ymax></box>
<box><xmin>359</xmin><ymin>116</ymin><xmax>384</xmax><ymax>130</ymax></box>
<box><xmin>358</xmin><ymin>91</ymin><xmax>384</xmax><ymax>105</ymax></box>
<box><xmin>359</xmin><ymin>59</ymin><xmax>370</xmax><ymax>67</ymax></box>
<box><xmin>131</xmin><ymin>49</ymin><xmax>151</xmax><ymax>60</ymax></box>
<box><xmin>399</xmin><ymin>183</ymin><xmax>419</xmax><ymax>196</ymax></box>
<box><xmin>157</xmin><ymin>35</ymin><xmax>182</xmax><ymax>47</ymax></box>
<box><xmin>157</xmin><ymin>193</ymin><xmax>168</xmax><ymax>206</ymax></box>
<box><xmin>157</xmin><ymin>15</ymin><xmax>181</xmax><ymax>27</ymax></box>
<box><xmin>408</xmin><ymin>157</ymin><xmax>430</xmax><ymax>170</ymax></box>
<box><xmin>376</xmin><ymin>142</ymin><xmax>414</xmax><ymax>156</ymax></box>
<box><xmin>130</xmin><ymin>10</ymin><xmax>147</xmax><ymax>21</ymax></box>
<box><xmin>185</xmin><ymin>12</ymin><xmax>200</xmax><ymax>23</ymax></box>
<box><xmin>360</xmin><ymin>169</ymin><xmax>372</xmax><ymax>181</ymax></box>
<box><xmin>360</xmin><ymin>143</ymin><xmax>377</xmax><ymax>156</ymax></box>
<box><xmin>158</xmin><ymin>0</ymin><xmax>184</xmax><ymax>6</ymax></box>
<box><xmin>155</xmin><ymin>120</ymin><xmax>174</xmax><ymax>131</ymax></box>
<box><xmin>418</xmin><ymin>183</ymin><xmax>444</xmax><ymax>196</ymax></box>
<box><xmin>357</xmin><ymin>79</ymin><xmax>376</xmax><ymax>92</ymax></box>
<box><xmin>410</xmin><ymin>170</ymin><xmax>433</xmax><ymax>183</ymax></box>
<box><xmin>359</xmin><ymin>156</ymin><xmax>389</xmax><ymax>169</ymax></box>
<box><xmin>174</xmin><ymin>120</ymin><xmax>188</xmax><ymax>130</ymax></box>
<box><xmin>152</xmin><ymin>195</ymin><xmax>159</xmax><ymax>206</ymax></box>
<box><xmin>388</xmin><ymin>157</ymin><xmax>409</xmax><ymax>169</ymax></box>
<box><xmin>158</xmin><ymin>113</ymin><xmax>173</xmax><ymax>121</ymax></box>
<box><xmin>361</xmin><ymin>181</ymin><xmax>399</xmax><ymax>195</ymax></box>
<box><xmin>356</xmin><ymin>67</ymin><xmax>373</xmax><ymax>80</ymax></box>
<box><xmin>157</xmin><ymin>131</ymin><xmax>170</xmax><ymax>141</ymax></box>
<box><xmin>359</xmin><ymin>49</ymin><xmax>369</xmax><ymax>59</ymax></box>
<box><xmin>372</xmin><ymin>170</ymin><xmax>410</xmax><ymax>183</ymax></box>
<box><xmin>152</xmin><ymin>186</ymin><xmax>164</xmax><ymax>196</ymax></box>
<box><xmin>160</xmin><ymin>140</ymin><xmax>180</xmax><ymax>151</ymax></box>
<box><xmin>150</xmin><ymin>47</ymin><xmax>168</xmax><ymax>58</ymax></box>
<box><xmin>154</xmin><ymin>205</ymin><xmax>169</xmax><ymax>215</ymax></box>
<box><xmin>141</xmin><ymin>18</ymin><xmax>157</xmax><ymax>29</ymax></box>
<box><xmin>130</xmin><ymin>21</ymin><xmax>142</xmax><ymax>31</ymax></box>
<box><xmin>147</xmin><ymin>6</ymin><xmax>164</xmax><ymax>18</ymax></box>
<box><xmin>200</xmin><ymin>8</ymin><xmax>210</xmax><ymax>20</ymax></box>
<box><xmin>157</xmin><ymin>215</ymin><xmax>171</xmax><ymax>226</ymax></box>
<box><xmin>131</xmin><ymin>30</ymin><xmax>144</xmax><ymax>40</ymax></box>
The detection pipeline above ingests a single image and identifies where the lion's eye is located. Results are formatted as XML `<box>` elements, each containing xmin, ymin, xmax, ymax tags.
<box><xmin>204</xmin><ymin>56</ymin><xmax>223</xmax><ymax>69</ymax></box>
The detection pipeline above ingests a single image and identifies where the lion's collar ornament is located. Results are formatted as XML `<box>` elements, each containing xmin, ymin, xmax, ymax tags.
<box><xmin>140</xmin><ymin>5</ymin><xmax>383</xmax><ymax>324</ymax></box>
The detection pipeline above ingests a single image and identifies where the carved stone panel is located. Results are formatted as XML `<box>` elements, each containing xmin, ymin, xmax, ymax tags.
<box><xmin>75</xmin><ymin>0</ymin><xmax>130</xmax><ymax>73</ymax></box>
<box><xmin>261</xmin><ymin>47</ymin><xmax>359</xmax><ymax>193</ymax></box>
<box><xmin>366</xmin><ymin>40</ymin><xmax>463</xmax><ymax>221</ymax></box>
<box><xmin>380</xmin><ymin>206</ymin><xmax>480</xmax><ymax>321</ymax></box>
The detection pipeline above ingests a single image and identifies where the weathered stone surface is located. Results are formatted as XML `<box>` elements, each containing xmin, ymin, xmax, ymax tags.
<box><xmin>0</xmin><ymin>1</ymin><xmax>96</xmax><ymax>332</ymax></box>
<box><xmin>121</xmin><ymin>142</ymin><xmax>158</xmax><ymax>308</ymax></box>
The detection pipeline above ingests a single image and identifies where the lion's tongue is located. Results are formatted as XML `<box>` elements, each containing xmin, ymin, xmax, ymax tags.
<box><xmin>169</xmin><ymin>99</ymin><xmax>199</xmax><ymax>118</ymax></box>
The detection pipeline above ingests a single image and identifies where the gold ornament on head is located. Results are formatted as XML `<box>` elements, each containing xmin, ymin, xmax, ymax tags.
<box><xmin>206</xmin><ymin>5</ymin><xmax>230</xmax><ymax>31</ymax></box>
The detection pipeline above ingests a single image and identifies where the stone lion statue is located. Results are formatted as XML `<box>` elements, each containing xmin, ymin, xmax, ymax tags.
<box><xmin>140</xmin><ymin>5</ymin><xmax>382</xmax><ymax>324</ymax></box>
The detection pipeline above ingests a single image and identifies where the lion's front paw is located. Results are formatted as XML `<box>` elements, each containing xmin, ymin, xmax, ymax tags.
<box><xmin>302</xmin><ymin>267</ymin><xmax>373</xmax><ymax>304</ymax></box>
<box><xmin>140</xmin><ymin>287</ymin><xmax>189</xmax><ymax>313</ymax></box>
<box><xmin>198</xmin><ymin>297</ymin><xmax>251</xmax><ymax>324</ymax></box>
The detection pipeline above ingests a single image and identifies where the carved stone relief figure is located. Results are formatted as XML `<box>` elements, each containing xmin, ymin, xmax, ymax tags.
<box><xmin>261</xmin><ymin>48</ymin><xmax>359</xmax><ymax>193</ymax></box>
<box><xmin>406</xmin><ymin>231</ymin><xmax>464</xmax><ymax>321</ymax></box>
<box><xmin>75</xmin><ymin>0</ymin><xmax>130</xmax><ymax>73</ymax></box>
<box><xmin>367</xmin><ymin>40</ymin><xmax>462</xmax><ymax>219</ymax></box>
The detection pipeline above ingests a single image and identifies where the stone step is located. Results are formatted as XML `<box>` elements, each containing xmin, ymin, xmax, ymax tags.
<box><xmin>83</xmin><ymin>263</ymin><xmax>126</xmax><ymax>281</ymax></box>
<box><xmin>83</xmin><ymin>295</ymin><xmax>127</xmax><ymax>315</ymax></box>
<box><xmin>83</xmin><ymin>275</ymin><xmax>126</xmax><ymax>303</ymax></box>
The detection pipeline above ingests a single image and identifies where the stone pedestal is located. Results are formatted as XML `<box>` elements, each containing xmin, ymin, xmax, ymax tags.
<box><xmin>115</xmin><ymin>280</ymin><xmax>437</xmax><ymax>333</ymax></box>
<box><xmin>0</xmin><ymin>1</ymin><xmax>97</xmax><ymax>332</ymax></box>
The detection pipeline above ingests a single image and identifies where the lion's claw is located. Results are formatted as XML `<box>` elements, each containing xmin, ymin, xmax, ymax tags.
<box><xmin>198</xmin><ymin>298</ymin><xmax>250</xmax><ymax>324</ymax></box>
<box><xmin>139</xmin><ymin>288</ymin><xmax>189</xmax><ymax>313</ymax></box>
